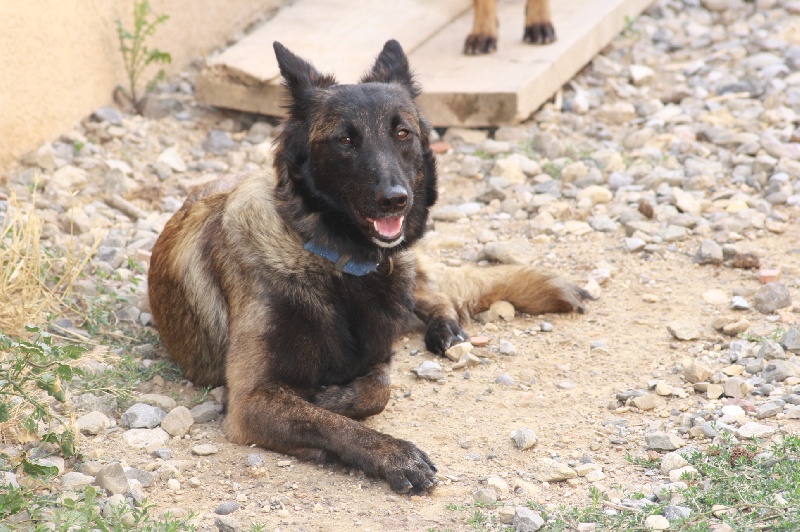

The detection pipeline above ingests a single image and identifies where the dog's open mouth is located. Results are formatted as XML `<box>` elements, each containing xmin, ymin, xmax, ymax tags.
<box><xmin>365</xmin><ymin>215</ymin><xmax>405</xmax><ymax>245</ymax></box>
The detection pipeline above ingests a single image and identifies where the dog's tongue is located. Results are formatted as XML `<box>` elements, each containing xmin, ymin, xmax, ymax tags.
<box><xmin>372</xmin><ymin>216</ymin><xmax>404</xmax><ymax>238</ymax></box>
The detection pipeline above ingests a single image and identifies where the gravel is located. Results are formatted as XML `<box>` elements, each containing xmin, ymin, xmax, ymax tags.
<box><xmin>5</xmin><ymin>0</ymin><xmax>800</xmax><ymax>528</ymax></box>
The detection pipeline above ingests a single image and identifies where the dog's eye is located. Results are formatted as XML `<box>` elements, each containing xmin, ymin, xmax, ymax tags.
<box><xmin>395</xmin><ymin>129</ymin><xmax>410</xmax><ymax>140</ymax></box>
<box><xmin>339</xmin><ymin>136</ymin><xmax>352</xmax><ymax>145</ymax></box>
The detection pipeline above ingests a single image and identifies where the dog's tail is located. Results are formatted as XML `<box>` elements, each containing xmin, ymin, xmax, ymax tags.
<box><xmin>424</xmin><ymin>260</ymin><xmax>588</xmax><ymax>320</ymax></box>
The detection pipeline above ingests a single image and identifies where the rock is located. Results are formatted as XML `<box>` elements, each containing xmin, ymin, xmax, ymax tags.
<box><xmin>696</xmin><ymin>240</ymin><xmax>723</xmax><ymax>264</ymax></box>
<box><xmin>576</xmin><ymin>185</ymin><xmax>613</xmax><ymax>205</ymax></box>
<box><xmin>707</xmin><ymin>384</ymin><xmax>724</xmax><ymax>399</ymax></box>
<box><xmin>532</xmin><ymin>458</ymin><xmax>576</xmax><ymax>482</ymax></box>
<box><xmin>122</xmin><ymin>428</ymin><xmax>170</xmax><ymax>449</ymax></box>
<box><xmin>480</xmin><ymin>242</ymin><xmax>524</xmax><ymax>264</ymax></box>
<box><xmin>736</xmin><ymin>422</ymin><xmax>775</xmax><ymax>439</ymax></box>
<box><xmin>753</xmin><ymin>283</ymin><xmax>791</xmax><ymax>314</ymax></box>
<box><xmin>76</xmin><ymin>411</ymin><xmax>111</xmax><ymax>435</ymax></box>
<box><xmin>498</xmin><ymin>339</ymin><xmax>517</xmax><ymax>356</ymax></box>
<box><xmin>667</xmin><ymin>322</ymin><xmax>699</xmax><ymax>341</ymax></box>
<box><xmin>755</xmin><ymin>402</ymin><xmax>782</xmax><ymax>419</ymax></box>
<box><xmin>190</xmin><ymin>401</ymin><xmax>221</xmax><ymax>423</ymax></box>
<box><xmin>496</xmin><ymin>374</ymin><xmax>516</xmax><ymax>386</ymax></box>
<box><xmin>121</xmin><ymin>403</ymin><xmax>166</xmax><ymax>429</ymax></box>
<box><xmin>412</xmin><ymin>361</ymin><xmax>444</xmax><ymax>381</ymax></box>
<box><xmin>137</xmin><ymin>394</ymin><xmax>177</xmax><ymax>411</ymax></box>
<box><xmin>487</xmin><ymin>476</ymin><xmax>510</xmax><ymax>498</ymax></box>
<box><xmin>731</xmin><ymin>296</ymin><xmax>751</xmax><ymax>310</ymax></box>
<box><xmin>444</xmin><ymin>341</ymin><xmax>473</xmax><ymax>361</ymax></box>
<box><xmin>245</xmin><ymin>453</ymin><xmax>265</xmax><ymax>467</ymax></box>
<box><xmin>92</xmin><ymin>106</ymin><xmax>124</xmax><ymax>126</ymax></box>
<box><xmin>215</xmin><ymin>502</ymin><xmax>240</xmax><ymax>515</ymax></box>
<box><xmin>490</xmin><ymin>300</ymin><xmax>515</xmax><ymax>321</ymax></box>
<box><xmin>663</xmin><ymin>505</ymin><xmax>691</xmax><ymax>522</ymax></box>
<box><xmin>758</xmin><ymin>341</ymin><xmax>787</xmax><ymax>360</ymax></box>
<box><xmin>633</xmin><ymin>393</ymin><xmax>658</xmax><ymax>411</ymax></box>
<box><xmin>510</xmin><ymin>428</ymin><xmax>538</xmax><ymax>450</ymax></box>
<box><xmin>215</xmin><ymin>515</ymin><xmax>243</xmax><ymax>532</ymax></box>
<box><xmin>625</xmin><ymin>237</ymin><xmax>647</xmax><ymax>252</ymax></box>
<box><xmin>203</xmin><ymin>130</ymin><xmax>237</xmax><ymax>154</ymax></box>
<box><xmin>513</xmin><ymin>507</ymin><xmax>545</xmax><ymax>532</ymax></box>
<box><xmin>157</xmin><ymin>147</ymin><xmax>187</xmax><ymax>173</ymax></box>
<box><xmin>684</xmin><ymin>360</ymin><xmax>712</xmax><ymax>384</ymax></box>
<box><xmin>152</xmin><ymin>448</ymin><xmax>172</xmax><ymax>460</ymax></box>
<box><xmin>61</xmin><ymin>471</ymin><xmax>95</xmax><ymax>488</ymax></box>
<box><xmin>161</xmin><ymin>406</ymin><xmax>194</xmax><ymax>437</ymax></box>
<box><xmin>645</xmin><ymin>514</ymin><xmax>671</xmax><ymax>530</ymax></box>
<box><xmin>95</xmin><ymin>462</ymin><xmax>129</xmax><ymax>495</ymax></box>
<box><xmin>646</xmin><ymin>432</ymin><xmax>684</xmax><ymax>451</ymax></box>
<box><xmin>762</xmin><ymin>360</ymin><xmax>792</xmax><ymax>383</ymax></box>
<box><xmin>660</xmin><ymin>452</ymin><xmax>689</xmax><ymax>475</ymax></box>
<box><xmin>723</xmin><ymin>377</ymin><xmax>751</xmax><ymax>398</ymax></box>
<box><xmin>191</xmin><ymin>444</ymin><xmax>219</xmax><ymax>456</ymax></box>
<box><xmin>781</xmin><ymin>329</ymin><xmax>800</xmax><ymax>354</ymax></box>
<box><xmin>722</xmin><ymin>319</ymin><xmax>750</xmax><ymax>336</ymax></box>
<box><xmin>50</xmin><ymin>165</ymin><xmax>88</xmax><ymax>190</ymax></box>
<box><xmin>473</xmin><ymin>488</ymin><xmax>498</xmax><ymax>505</ymax></box>
<box><xmin>669</xmin><ymin>465</ymin><xmax>699</xmax><ymax>482</ymax></box>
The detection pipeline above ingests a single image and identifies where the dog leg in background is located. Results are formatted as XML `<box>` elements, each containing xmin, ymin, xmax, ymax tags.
<box><xmin>415</xmin><ymin>258</ymin><xmax>589</xmax><ymax>354</ymax></box>
<box><xmin>524</xmin><ymin>0</ymin><xmax>556</xmax><ymax>44</ymax></box>
<box><xmin>313</xmin><ymin>363</ymin><xmax>391</xmax><ymax>420</ymax></box>
<box><xmin>464</xmin><ymin>0</ymin><xmax>498</xmax><ymax>55</ymax></box>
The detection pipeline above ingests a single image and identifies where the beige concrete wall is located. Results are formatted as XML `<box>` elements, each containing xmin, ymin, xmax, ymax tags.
<box><xmin>0</xmin><ymin>0</ymin><xmax>283</xmax><ymax>172</ymax></box>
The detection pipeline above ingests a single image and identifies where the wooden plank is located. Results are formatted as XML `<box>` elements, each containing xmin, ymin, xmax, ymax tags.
<box><xmin>414</xmin><ymin>0</ymin><xmax>655</xmax><ymax>126</ymax></box>
<box><xmin>196</xmin><ymin>0</ymin><xmax>471</xmax><ymax>116</ymax></box>
<box><xmin>197</xmin><ymin>0</ymin><xmax>654</xmax><ymax>126</ymax></box>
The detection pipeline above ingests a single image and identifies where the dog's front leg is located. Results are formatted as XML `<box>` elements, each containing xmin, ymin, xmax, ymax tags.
<box><xmin>413</xmin><ymin>268</ymin><xmax>468</xmax><ymax>354</ymax></box>
<box><xmin>313</xmin><ymin>363</ymin><xmax>391</xmax><ymax>420</ymax></box>
<box><xmin>225</xmin><ymin>382</ymin><xmax>437</xmax><ymax>494</ymax></box>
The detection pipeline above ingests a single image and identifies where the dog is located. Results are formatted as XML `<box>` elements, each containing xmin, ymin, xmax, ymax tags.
<box><xmin>465</xmin><ymin>0</ymin><xmax>555</xmax><ymax>54</ymax></box>
<box><xmin>148</xmin><ymin>40</ymin><xmax>586</xmax><ymax>494</ymax></box>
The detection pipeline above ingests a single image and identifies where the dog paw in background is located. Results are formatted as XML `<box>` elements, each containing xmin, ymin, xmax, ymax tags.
<box><xmin>465</xmin><ymin>0</ymin><xmax>556</xmax><ymax>55</ymax></box>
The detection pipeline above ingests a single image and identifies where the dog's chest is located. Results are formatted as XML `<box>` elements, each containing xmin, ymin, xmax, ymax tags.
<box><xmin>268</xmin><ymin>262</ymin><xmax>415</xmax><ymax>388</ymax></box>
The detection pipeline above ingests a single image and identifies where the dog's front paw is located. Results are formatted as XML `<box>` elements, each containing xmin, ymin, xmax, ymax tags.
<box><xmin>464</xmin><ymin>33</ymin><xmax>497</xmax><ymax>55</ymax></box>
<box><xmin>425</xmin><ymin>316</ymin><xmax>468</xmax><ymax>354</ymax></box>
<box><xmin>378</xmin><ymin>438</ymin><xmax>438</xmax><ymax>494</ymax></box>
<box><xmin>523</xmin><ymin>22</ymin><xmax>556</xmax><ymax>44</ymax></box>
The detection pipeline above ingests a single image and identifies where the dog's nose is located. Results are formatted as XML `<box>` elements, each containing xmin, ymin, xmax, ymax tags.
<box><xmin>377</xmin><ymin>186</ymin><xmax>408</xmax><ymax>213</ymax></box>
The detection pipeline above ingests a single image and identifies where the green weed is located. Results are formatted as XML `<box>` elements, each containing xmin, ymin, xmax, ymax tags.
<box><xmin>116</xmin><ymin>0</ymin><xmax>172</xmax><ymax>107</ymax></box>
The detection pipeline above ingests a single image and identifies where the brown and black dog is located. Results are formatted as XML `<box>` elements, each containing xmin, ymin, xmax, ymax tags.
<box><xmin>148</xmin><ymin>40</ymin><xmax>586</xmax><ymax>493</ymax></box>
<box><xmin>465</xmin><ymin>0</ymin><xmax>555</xmax><ymax>54</ymax></box>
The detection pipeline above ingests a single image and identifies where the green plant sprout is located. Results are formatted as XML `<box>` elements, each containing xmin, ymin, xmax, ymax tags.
<box><xmin>116</xmin><ymin>0</ymin><xmax>172</xmax><ymax>108</ymax></box>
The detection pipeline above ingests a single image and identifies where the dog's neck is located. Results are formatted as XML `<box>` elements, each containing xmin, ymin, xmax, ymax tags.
<box><xmin>303</xmin><ymin>241</ymin><xmax>381</xmax><ymax>276</ymax></box>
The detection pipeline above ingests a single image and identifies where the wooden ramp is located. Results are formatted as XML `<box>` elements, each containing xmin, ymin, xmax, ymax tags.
<box><xmin>196</xmin><ymin>0</ymin><xmax>654</xmax><ymax>127</ymax></box>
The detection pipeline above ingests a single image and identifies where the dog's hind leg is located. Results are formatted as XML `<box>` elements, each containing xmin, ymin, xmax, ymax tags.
<box><xmin>523</xmin><ymin>0</ymin><xmax>555</xmax><ymax>44</ymax></box>
<box><xmin>464</xmin><ymin>0</ymin><xmax>498</xmax><ymax>55</ymax></box>
<box><xmin>313</xmin><ymin>363</ymin><xmax>391</xmax><ymax>420</ymax></box>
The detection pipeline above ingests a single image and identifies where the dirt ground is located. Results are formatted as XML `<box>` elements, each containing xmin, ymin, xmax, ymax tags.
<box><xmin>79</xmin><ymin>198</ymin><xmax>799</xmax><ymax>531</ymax></box>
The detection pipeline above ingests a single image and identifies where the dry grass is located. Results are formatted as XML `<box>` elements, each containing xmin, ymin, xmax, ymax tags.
<box><xmin>0</xmin><ymin>187</ymin><xmax>100</xmax><ymax>337</ymax></box>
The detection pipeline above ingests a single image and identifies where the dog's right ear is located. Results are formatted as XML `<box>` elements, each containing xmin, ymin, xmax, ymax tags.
<box><xmin>273</xmin><ymin>42</ymin><xmax>336</xmax><ymax>101</ymax></box>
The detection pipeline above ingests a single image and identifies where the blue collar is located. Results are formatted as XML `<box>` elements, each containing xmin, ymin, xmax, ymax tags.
<box><xmin>303</xmin><ymin>241</ymin><xmax>380</xmax><ymax>276</ymax></box>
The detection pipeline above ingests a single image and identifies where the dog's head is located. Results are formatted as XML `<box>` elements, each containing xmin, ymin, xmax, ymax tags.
<box><xmin>273</xmin><ymin>40</ymin><xmax>437</xmax><ymax>253</ymax></box>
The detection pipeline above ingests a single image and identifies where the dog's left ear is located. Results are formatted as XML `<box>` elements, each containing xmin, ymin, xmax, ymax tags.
<box><xmin>360</xmin><ymin>40</ymin><xmax>421</xmax><ymax>98</ymax></box>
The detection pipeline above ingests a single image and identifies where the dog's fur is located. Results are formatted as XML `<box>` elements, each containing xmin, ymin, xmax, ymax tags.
<box><xmin>465</xmin><ymin>0</ymin><xmax>555</xmax><ymax>55</ymax></box>
<box><xmin>148</xmin><ymin>40</ymin><xmax>585</xmax><ymax>493</ymax></box>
